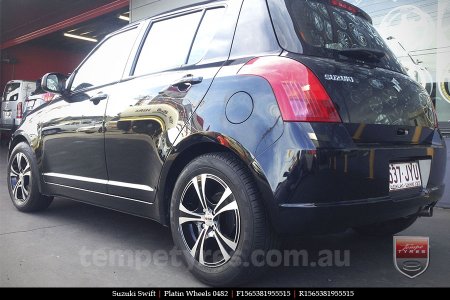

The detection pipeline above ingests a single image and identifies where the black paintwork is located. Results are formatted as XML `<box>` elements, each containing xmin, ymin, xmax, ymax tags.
<box><xmin>9</xmin><ymin>0</ymin><xmax>446</xmax><ymax>235</ymax></box>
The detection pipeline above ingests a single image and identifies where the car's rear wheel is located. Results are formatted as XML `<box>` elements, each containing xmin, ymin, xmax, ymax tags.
<box><xmin>8</xmin><ymin>142</ymin><xmax>53</xmax><ymax>212</ymax></box>
<box><xmin>353</xmin><ymin>215</ymin><xmax>418</xmax><ymax>236</ymax></box>
<box><xmin>170</xmin><ymin>153</ymin><xmax>277</xmax><ymax>286</ymax></box>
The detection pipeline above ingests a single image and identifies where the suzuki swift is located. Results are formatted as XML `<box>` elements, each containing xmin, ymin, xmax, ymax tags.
<box><xmin>7</xmin><ymin>0</ymin><xmax>446</xmax><ymax>285</ymax></box>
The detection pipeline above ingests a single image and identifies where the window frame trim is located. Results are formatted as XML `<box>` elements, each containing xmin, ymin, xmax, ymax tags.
<box><xmin>128</xmin><ymin>2</ymin><xmax>228</xmax><ymax>80</ymax></box>
<box><xmin>228</xmin><ymin>0</ymin><xmax>282</xmax><ymax>60</ymax></box>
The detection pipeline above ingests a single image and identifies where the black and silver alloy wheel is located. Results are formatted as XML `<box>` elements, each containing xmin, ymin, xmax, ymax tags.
<box><xmin>10</xmin><ymin>152</ymin><xmax>32</xmax><ymax>203</ymax></box>
<box><xmin>170</xmin><ymin>153</ymin><xmax>277</xmax><ymax>286</ymax></box>
<box><xmin>8</xmin><ymin>142</ymin><xmax>53</xmax><ymax>212</ymax></box>
<box><xmin>179</xmin><ymin>174</ymin><xmax>240</xmax><ymax>267</ymax></box>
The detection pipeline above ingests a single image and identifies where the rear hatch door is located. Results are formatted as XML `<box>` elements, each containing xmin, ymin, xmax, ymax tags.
<box><xmin>268</xmin><ymin>0</ymin><xmax>437</xmax><ymax>144</ymax></box>
<box><xmin>293</xmin><ymin>54</ymin><xmax>437</xmax><ymax>145</ymax></box>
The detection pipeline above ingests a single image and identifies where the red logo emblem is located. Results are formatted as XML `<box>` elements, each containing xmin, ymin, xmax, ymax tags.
<box><xmin>394</xmin><ymin>236</ymin><xmax>429</xmax><ymax>278</ymax></box>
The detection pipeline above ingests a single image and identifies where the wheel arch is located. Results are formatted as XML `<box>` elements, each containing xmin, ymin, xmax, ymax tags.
<box><xmin>8</xmin><ymin>132</ymin><xmax>45</xmax><ymax>194</ymax></box>
<box><xmin>155</xmin><ymin>132</ymin><xmax>274</xmax><ymax>226</ymax></box>
<box><xmin>8</xmin><ymin>132</ymin><xmax>31</xmax><ymax>159</ymax></box>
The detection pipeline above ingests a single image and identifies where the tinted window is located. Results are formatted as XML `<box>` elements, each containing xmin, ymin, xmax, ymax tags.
<box><xmin>134</xmin><ymin>12</ymin><xmax>202</xmax><ymax>76</ymax></box>
<box><xmin>230</xmin><ymin>0</ymin><xmax>280</xmax><ymax>57</ymax></box>
<box><xmin>188</xmin><ymin>8</ymin><xmax>225</xmax><ymax>64</ymax></box>
<box><xmin>70</xmin><ymin>28</ymin><xmax>138</xmax><ymax>91</ymax></box>
<box><xmin>268</xmin><ymin>0</ymin><xmax>404</xmax><ymax>73</ymax></box>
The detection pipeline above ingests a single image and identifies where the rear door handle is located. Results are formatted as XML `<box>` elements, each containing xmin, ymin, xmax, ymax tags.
<box><xmin>397</xmin><ymin>128</ymin><xmax>409</xmax><ymax>136</ymax></box>
<box><xmin>90</xmin><ymin>93</ymin><xmax>108</xmax><ymax>104</ymax></box>
<box><xmin>172</xmin><ymin>74</ymin><xmax>203</xmax><ymax>87</ymax></box>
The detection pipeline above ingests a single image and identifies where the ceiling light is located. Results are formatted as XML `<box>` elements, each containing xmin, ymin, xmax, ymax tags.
<box><xmin>118</xmin><ymin>15</ymin><xmax>130</xmax><ymax>21</ymax></box>
<box><xmin>63</xmin><ymin>33</ymin><xmax>97</xmax><ymax>43</ymax></box>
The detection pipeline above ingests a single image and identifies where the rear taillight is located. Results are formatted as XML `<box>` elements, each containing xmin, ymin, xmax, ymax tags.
<box><xmin>43</xmin><ymin>92</ymin><xmax>55</xmax><ymax>102</ymax></box>
<box><xmin>239</xmin><ymin>56</ymin><xmax>341</xmax><ymax>123</ymax></box>
<box><xmin>17</xmin><ymin>102</ymin><xmax>23</xmax><ymax>119</ymax></box>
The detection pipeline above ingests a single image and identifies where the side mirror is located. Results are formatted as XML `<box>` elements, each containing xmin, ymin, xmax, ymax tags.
<box><xmin>41</xmin><ymin>73</ymin><xmax>67</xmax><ymax>94</ymax></box>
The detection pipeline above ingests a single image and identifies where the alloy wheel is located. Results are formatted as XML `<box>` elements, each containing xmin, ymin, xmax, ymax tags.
<box><xmin>178</xmin><ymin>174</ymin><xmax>240</xmax><ymax>267</ymax></box>
<box><xmin>10</xmin><ymin>152</ymin><xmax>32</xmax><ymax>203</ymax></box>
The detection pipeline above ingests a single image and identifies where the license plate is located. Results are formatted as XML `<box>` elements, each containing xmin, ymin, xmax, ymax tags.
<box><xmin>389</xmin><ymin>162</ymin><xmax>422</xmax><ymax>191</ymax></box>
<box><xmin>3</xmin><ymin>111</ymin><xmax>11</xmax><ymax>119</ymax></box>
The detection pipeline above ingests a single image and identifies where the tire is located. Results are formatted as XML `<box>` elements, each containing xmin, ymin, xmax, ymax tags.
<box><xmin>353</xmin><ymin>215</ymin><xmax>418</xmax><ymax>236</ymax></box>
<box><xmin>7</xmin><ymin>142</ymin><xmax>53</xmax><ymax>212</ymax></box>
<box><xmin>170</xmin><ymin>153</ymin><xmax>277</xmax><ymax>286</ymax></box>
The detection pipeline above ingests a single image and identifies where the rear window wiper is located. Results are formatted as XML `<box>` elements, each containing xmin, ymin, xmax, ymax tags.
<box><xmin>336</xmin><ymin>48</ymin><xmax>386</xmax><ymax>62</ymax></box>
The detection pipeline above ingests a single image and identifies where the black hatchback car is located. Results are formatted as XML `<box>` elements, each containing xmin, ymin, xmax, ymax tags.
<box><xmin>7</xmin><ymin>0</ymin><xmax>446</xmax><ymax>285</ymax></box>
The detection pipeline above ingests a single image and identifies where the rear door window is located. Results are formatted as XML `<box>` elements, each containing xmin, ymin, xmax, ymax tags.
<box><xmin>134</xmin><ymin>12</ymin><xmax>203</xmax><ymax>76</ymax></box>
<box><xmin>230</xmin><ymin>0</ymin><xmax>281</xmax><ymax>58</ymax></box>
<box><xmin>187</xmin><ymin>8</ymin><xmax>225</xmax><ymax>64</ymax></box>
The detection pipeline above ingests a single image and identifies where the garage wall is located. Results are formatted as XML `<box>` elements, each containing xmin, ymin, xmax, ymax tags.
<box><xmin>1</xmin><ymin>44</ymin><xmax>86</xmax><ymax>91</ymax></box>
<box><xmin>130</xmin><ymin>0</ymin><xmax>205</xmax><ymax>22</ymax></box>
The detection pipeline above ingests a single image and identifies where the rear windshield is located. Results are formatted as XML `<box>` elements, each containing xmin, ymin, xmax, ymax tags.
<box><xmin>2</xmin><ymin>83</ymin><xmax>20</xmax><ymax>102</ymax></box>
<box><xmin>268</xmin><ymin>0</ymin><xmax>405</xmax><ymax>73</ymax></box>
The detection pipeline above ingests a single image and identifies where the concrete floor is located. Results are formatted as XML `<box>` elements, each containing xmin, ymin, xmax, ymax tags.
<box><xmin>0</xmin><ymin>142</ymin><xmax>449</xmax><ymax>287</ymax></box>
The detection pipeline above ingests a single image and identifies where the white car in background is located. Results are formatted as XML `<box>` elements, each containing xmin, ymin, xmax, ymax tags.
<box><xmin>24</xmin><ymin>79</ymin><xmax>57</xmax><ymax>118</ymax></box>
<box><xmin>1</xmin><ymin>80</ymin><xmax>36</xmax><ymax>132</ymax></box>
<box><xmin>25</xmin><ymin>91</ymin><xmax>56</xmax><ymax>116</ymax></box>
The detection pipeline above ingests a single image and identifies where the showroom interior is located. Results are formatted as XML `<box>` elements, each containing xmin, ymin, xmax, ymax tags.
<box><xmin>0</xmin><ymin>0</ymin><xmax>449</xmax><ymax>288</ymax></box>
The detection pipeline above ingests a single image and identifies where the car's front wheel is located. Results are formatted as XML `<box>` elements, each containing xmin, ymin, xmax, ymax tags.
<box><xmin>7</xmin><ymin>142</ymin><xmax>53</xmax><ymax>212</ymax></box>
<box><xmin>170</xmin><ymin>153</ymin><xmax>277</xmax><ymax>286</ymax></box>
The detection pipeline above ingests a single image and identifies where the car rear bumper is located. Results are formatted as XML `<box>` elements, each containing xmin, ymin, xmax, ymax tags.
<box><xmin>252</xmin><ymin>122</ymin><xmax>447</xmax><ymax>235</ymax></box>
<box><xmin>273</xmin><ymin>185</ymin><xmax>443</xmax><ymax>235</ymax></box>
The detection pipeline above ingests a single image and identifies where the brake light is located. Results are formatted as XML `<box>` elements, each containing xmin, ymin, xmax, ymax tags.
<box><xmin>43</xmin><ymin>92</ymin><xmax>55</xmax><ymax>102</ymax></box>
<box><xmin>330</xmin><ymin>0</ymin><xmax>358</xmax><ymax>14</ymax></box>
<box><xmin>17</xmin><ymin>102</ymin><xmax>23</xmax><ymax>119</ymax></box>
<box><xmin>239</xmin><ymin>56</ymin><xmax>341</xmax><ymax>123</ymax></box>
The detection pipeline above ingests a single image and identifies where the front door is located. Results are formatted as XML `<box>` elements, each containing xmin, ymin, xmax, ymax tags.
<box><xmin>41</xmin><ymin>26</ymin><xmax>141</xmax><ymax>194</ymax></box>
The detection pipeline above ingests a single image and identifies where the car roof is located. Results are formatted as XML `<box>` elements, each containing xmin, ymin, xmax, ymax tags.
<box><xmin>149</xmin><ymin>0</ymin><xmax>226</xmax><ymax>20</ymax></box>
<box><xmin>104</xmin><ymin>0</ymin><xmax>227</xmax><ymax>41</ymax></box>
